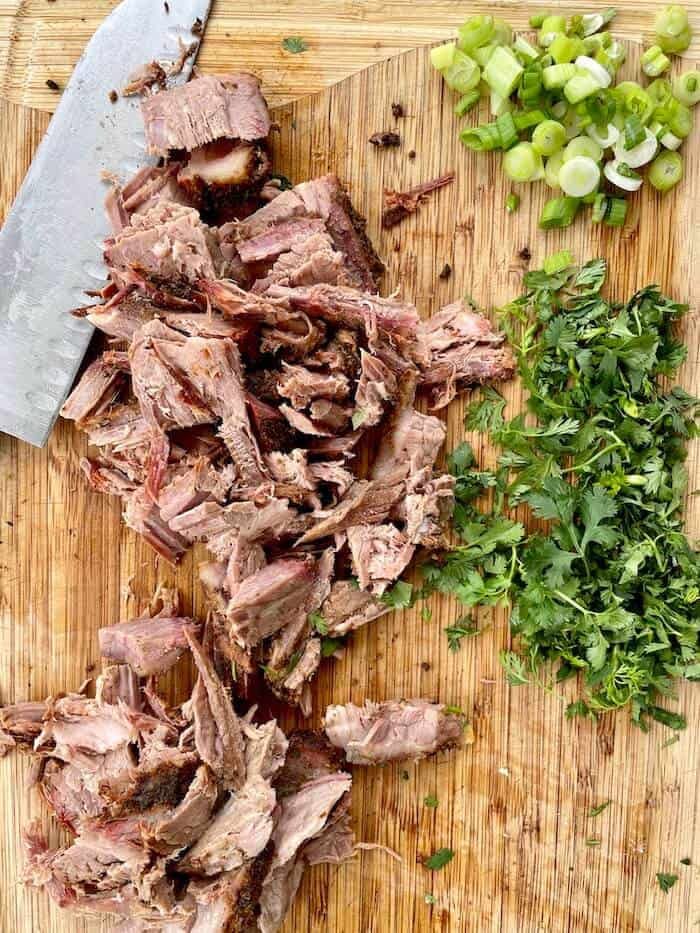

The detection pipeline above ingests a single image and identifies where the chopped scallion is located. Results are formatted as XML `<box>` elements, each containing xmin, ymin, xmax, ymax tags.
<box><xmin>483</xmin><ymin>45</ymin><xmax>524</xmax><ymax>98</ymax></box>
<box><xmin>505</xmin><ymin>192</ymin><xmax>520</xmax><ymax>213</ymax></box>
<box><xmin>543</xmin><ymin>250</ymin><xmax>573</xmax><ymax>275</ymax></box>
<box><xmin>674</xmin><ymin>71</ymin><xmax>700</xmax><ymax>107</ymax></box>
<box><xmin>539</xmin><ymin>195</ymin><xmax>580</xmax><ymax>228</ymax></box>
<box><xmin>648</xmin><ymin>150</ymin><xmax>683</xmax><ymax>192</ymax></box>
<box><xmin>654</xmin><ymin>4</ymin><xmax>692</xmax><ymax>53</ymax></box>
<box><xmin>641</xmin><ymin>45</ymin><xmax>670</xmax><ymax>77</ymax></box>
<box><xmin>454</xmin><ymin>90</ymin><xmax>481</xmax><ymax>117</ymax></box>
<box><xmin>604</xmin><ymin>197</ymin><xmax>628</xmax><ymax>225</ymax></box>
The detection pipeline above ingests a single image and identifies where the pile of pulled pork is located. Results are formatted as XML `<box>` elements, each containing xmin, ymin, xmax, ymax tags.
<box><xmin>60</xmin><ymin>71</ymin><xmax>514</xmax><ymax>714</ymax></box>
<box><xmin>0</xmin><ymin>591</ymin><xmax>467</xmax><ymax>932</ymax></box>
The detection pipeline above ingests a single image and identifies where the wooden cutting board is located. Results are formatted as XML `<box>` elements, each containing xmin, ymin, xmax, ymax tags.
<box><xmin>1</xmin><ymin>5</ymin><xmax>700</xmax><ymax>933</ymax></box>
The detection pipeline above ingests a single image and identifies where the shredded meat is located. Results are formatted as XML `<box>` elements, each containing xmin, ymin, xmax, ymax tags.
<box><xmin>381</xmin><ymin>172</ymin><xmax>455</xmax><ymax>229</ymax></box>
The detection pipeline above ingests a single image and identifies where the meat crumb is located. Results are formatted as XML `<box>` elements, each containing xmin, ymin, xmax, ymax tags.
<box><xmin>519</xmin><ymin>247</ymin><xmax>532</xmax><ymax>262</ymax></box>
<box><xmin>121</xmin><ymin>61</ymin><xmax>167</xmax><ymax>97</ymax></box>
<box><xmin>108</xmin><ymin>89</ymin><xmax>118</xmax><ymax>104</ymax></box>
<box><xmin>192</xmin><ymin>17</ymin><xmax>204</xmax><ymax>35</ymax></box>
<box><xmin>163</xmin><ymin>0</ymin><xmax>169</xmax><ymax>11</ymax></box>
<box><xmin>438</xmin><ymin>263</ymin><xmax>452</xmax><ymax>280</ymax></box>
<box><xmin>421</xmin><ymin>661</ymin><xmax>431</xmax><ymax>672</ymax></box>
<box><xmin>381</xmin><ymin>173</ymin><xmax>455</xmax><ymax>229</ymax></box>
<box><xmin>45</xmin><ymin>79</ymin><xmax>60</xmax><ymax>91</ymax></box>
<box><xmin>407</xmin><ymin>149</ymin><xmax>416</xmax><ymax>160</ymax></box>
<box><xmin>391</xmin><ymin>103</ymin><xmax>404</xmax><ymax>119</ymax></box>
<box><xmin>369</xmin><ymin>132</ymin><xmax>401</xmax><ymax>148</ymax></box>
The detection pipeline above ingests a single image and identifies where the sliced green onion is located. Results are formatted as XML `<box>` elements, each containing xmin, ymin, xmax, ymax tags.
<box><xmin>654</xmin><ymin>5</ymin><xmax>692</xmax><ymax>53</ymax></box>
<box><xmin>514</xmin><ymin>109</ymin><xmax>547</xmax><ymax>131</ymax></box>
<box><xmin>539</xmin><ymin>15</ymin><xmax>567</xmax><ymax>47</ymax></box>
<box><xmin>668</xmin><ymin>102</ymin><xmax>693</xmax><ymax>138</ymax></box>
<box><xmin>647</xmin><ymin>78</ymin><xmax>673</xmax><ymax>108</ymax></box>
<box><xmin>457</xmin><ymin>15</ymin><xmax>495</xmax><ymax>52</ymax></box>
<box><xmin>460</xmin><ymin>123</ymin><xmax>502</xmax><ymax>151</ymax></box>
<box><xmin>641</xmin><ymin>45</ymin><xmax>670</xmax><ymax>77</ymax></box>
<box><xmin>616</xmin><ymin>82</ymin><xmax>654</xmax><ymax>124</ymax></box>
<box><xmin>529</xmin><ymin>11</ymin><xmax>549</xmax><ymax>28</ymax></box>
<box><xmin>549</xmin><ymin>35</ymin><xmax>585</xmax><ymax>64</ymax></box>
<box><xmin>496</xmin><ymin>112</ymin><xmax>518</xmax><ymax>149</ymax></box>
<box><xmin>430</xmin><ymin>42</ymin><xmax>456</xmax><ymax>72</ymax></box>
<box><xmin>543</xmin><ymin>250</ymin><xmax>573</xmax><ymax>274</ymax></box>
<box><xmin>605</xmin><ymin>198</ymin><xmax>628</xmax><ymax>226</ymax></box>
<box><xmin>648</xmin><ymin>150</ymin><xmax>683</xmax><ymax>192</ymax></box>
<box><xmin>513</xmin><ymin>35</ymin><xmax>540</xmax><ymax>62</ymax></box>
<box><xmin>604</xmin><ymin>159</ymin><xmax>643</xmax><ymax>191</ymax></box>
<box><xmin>585</xmin><ymin>121</ymin><xmax>619</xmax><ymax>147</ymax></box>
<box><xmin>490</xmin><ymin>89</ymin><xmax>514</xmax><ymax>117</ymax></box>
<box><xmin>562</xmin><ymin>106</ymin><xmax>585</xmax><ymax>139</ymax></box>
<box><xmin>623</xmin><ymin>114</ymin><xmax>646</xmax><ymax>149</ymax></box>
<box><xmin>532</xmin><ymin>119</ymin><xmax>567</xmax><ymax>155</ymax></box>
<box><xmin>565</xmin><ymin>71</ymin><xmax>604</xmax><ymax>104</ymax></box>
<box><xmin>563</xmin><ymin>135</ymin><xmax>603</xmax><ymax>162</ymax></box>
<box><xmin>574</xmin><ymin>55</ymin><xmax>612</xmax><ymax>88</ymax></box>
<box><xmin>596</xmin><ymin>40</ymin><xmax>626</xmax><ymax>75</ymax></box>
<box><xmin>483</xmin><ymin>46</ymin><xmax>523</xmax><ymax>98</ymax></box>
<box><xmin>581</xmin><ymin>8</ymin><xmax>617</xmax><ymax>37</ymax></box>
<box><xmin>505</xmin><ymin>192</ymin><xmax>520</xmax><ymax>212</ymax></box>
<box><xmin>543</xmin><ymin>63</ymin><xmax>578</xmax><ymax>89</ymax></box>
<box><xmin>551</xmin><ymin>100</ymin><xmax>568</xmax><ymax>119</ymax></box>
<box><xmin>454</xmin><ymin>90</ymin><xmax>481</xmax><ymax>117</ymax></box>
<box><xmin>614</xmin><ymin>127</ymin><xmax>657</xmax><ymax>167</ymax></box>
<box><xmin>539</xmin><ymin>195</ymin><xmax>580</xmax><ymax>228</ymax></box>
<box><xmin>518</xmin><ymin>62</ymin><xmax>544</xmax><ymax>107</ymax></box>
<box><xmin>443</xmin><ymin>50</ymin><xmax>481</xmax><ymax>93</ymax></box>
<box><xmin>473</xmin><ymin>42</ymin><xmax>499</xmax><ymax>68</ymax></box>
<box><xmin>492</xmin><ymin>18</ymin><xmax>513</xmax><ymax>45</ymax></box>
<box><xmin>559</xmin><ymin>156</ymin><xmax>600</xmax><ymax>196</ymax></box>
<box><xmin>544</xmin><ymin>150</ymin><xmax>565</xmax><ymax>187</ymax></box>
<box><xmin>660</xmin><ymin>128</ymin><xmax>683</xmax><ymax>150</ymax></box>
<box><xmin>503</xmin><ymin>142</ymin><xmax>544</xmax><ymax>182</ymax></box>
<box><xmin>674</xmin><ymin>72</ymin><xmax>700</xmax><ymax>107</ymax></box>
<box><xmin>591</xmin><ymin>192</ymin><xmax>608</xmax><ymax>222</ymax></box>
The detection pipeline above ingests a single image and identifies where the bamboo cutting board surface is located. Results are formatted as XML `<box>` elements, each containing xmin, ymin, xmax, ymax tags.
<box><xmin>1</xmin><ymin>3</ymin><xmax>700</xmax><ymax>932</ymax></box>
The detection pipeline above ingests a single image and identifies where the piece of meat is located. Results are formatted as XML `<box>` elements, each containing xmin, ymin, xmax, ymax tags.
<box><xmin>237</xmin><ymin>217</ymin><xmax>327</xmax><ymax>264</ymax></box>
<box><xmin>242</xmin><ymin>718</ymin><xmax>288</xmax><ymax>782</ymax></box>
<box><xmin>278</xmin><ymin>404</ymin><xmax>333</xmax><ymax>438</ymax></box>
<box><xmin>370</xmin><ymin>406</ymin><xmax>446</xmax><ymax>488</ymax></box>
<box><xmin>346</xmin><ymin>524</ymin><xmax>415</xmax><ymax>594</ymax></box>
<box><xmin>123</xmin><ymin>488</ymin><xmax>189</xmax><ymax>564</ymax></box>
<box><xmin>178</xmin><ymin>774</ymin><xmax>276</xmax><ymax>876</ymax></box>
<box><xmin>353</xmin><ymin>349</ymin><xmax>398</xmax><ymax>428</ymax></box>
<box><xmin>404</xmin><ymin>472</ymin><xmax>455</xmax><ymax>548</ymax></box>
<box><xmin>0</xmin><ymin>701</ymin><xmax>47</xmax><ymax>756</ymax></box>
<box><xmin>76</xmin><ymin>291</ymin><xmax>162</xmax><ymax>340</ymax></box>
<box><xmin>157</xmin><ymin>459</ymin><xmax>234</xmax><ymax>524</ymax></box>
<box><xmin>273</xmin><ymin>731</ymin><xmax>345</xmax><ymax>799</ymax></box>
<box><xmin>99</xmin><ymin>744</ymin><xmax>200</xmax><ymax>819</ymax></box>
<box><xmin>308</xmin><ymin>461</ymin><xmax>354</xmax><ymax>500</ymax></box>
<box><xmin>270</xmin><ymin>771</ymin><xmax>352</xmax><ymax>867</ymax></box>
<box><xmin>324</xmin><ymin>699</ymin><xmax>466</xmax><ymax>765</ymax></box>
<box><xmin>277</xmin><ymin>364</ymin><xmax>349</xmax><ymax>410</ymax></box>
<box><xmin>381</xmin><ymin>172</ymin><xmax>454</xmax><ymax>229</ymax></box>
<box><xmin>178</xmin><ymin>139</ymin><xmax>270</xmax><ymax>201</ymax></box>
<box><xmin>264</xmin><ymin>449</ymin><xmax>318</xmax><ymax>502</ymax></box>
<box><xmin>303</xmin><ymin>807</ymin><xmax>355</xmax><ymax>866</ymax></box>
<box><xmin>84</xmin><ymin>403</ymin><xmax>151</xmax><ymax>451</ymax></box>
<box><xmin>277</xmin><ymin>639</ymin><xmax>321</xmax><ymax>716</ymax></box>
<box><xmin>369</xmin><ymin>131</ymin><xmax>401</xmax><ymax>147</ymax></box>
<box><xmin>95</xmin><ymin>666</ymin><xmax>142</xmax><ymax>710</ymax></box>
<box><xmin>98</xmin><ymin>615</ymin><xmax>201</xmax><ymax>676</ymax></box>
<box><xmin>417</xmin><ymin>299</ymin><xmax>516</xmax><ymax>408</ymax></box>
<box><xmin>143</xmin><ymin>764</ymin><xmax>218</xmax><ymax>855</ymax></box>
<box><xmin>169</xmin><ymin>497</ymin><xmax>294</xmax><ymax>559</ymax></box>
<box><xmin>227</xmin><ymin>557</ymin><xmax>316</xmax><ymax>648</ymax></box>
<box><xmin>297</xmin><ymin>480</ymin><xmax>404</xmax><ymax>545</ymax></box>
<box><xmin>121</xmin><ymin>61</ymin><xmax>167</xmax><ymax>97</ymax></box>
<box><xmin>142</xmin><ymin>73</ymin><xmax>271</xmax><ymax>155</ymax></box>
<box><xmin>252</xmin><ymin>231</ymin><xmax>350</xmax><ymax>292</ymax></box>
<box><xmin>185</xmin><ymin>630</ymin><xmax>246</xmax><ymax>792</ymax></box>
<box><xmin>106</xmin><ymin>201</ymin><xmax>227</xmax><ymax>287</ymax></box>
<box><xmin>188</xmin><ymin>850</ymin><xmax>273</xmax><ymax>933</ymax></box>
<box><xmin>305</xmin><ymin>327</ymin><xmax>360</xmax><ymax>378</ymax></box>
<box><xmin>258</xmin><ymin>860</ymin><xmax>304</xmax><ymax>933</ymax></box>
<box><xmin>319</xmin><ymin>580</ymin><xmax>389</xmax><ymax>637</ymax></box>
<box><xmin>60</xmin><ymin>356</ymin><xmax>125</xmax><ymax>424</ymax></box>
<box><xmin>294</xmin><ymin>175</ymin><xmax>384</xmax><ymax>292</ymax></box>
<box><xmin>266</xmin><ymin>283</ymin><xmax>419</xmax><ymax>340</ymax></box>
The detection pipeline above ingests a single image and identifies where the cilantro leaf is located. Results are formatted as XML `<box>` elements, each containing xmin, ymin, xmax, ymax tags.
<box><xmin>499</xmin><ymin>650</ymin><xmax>530</xmax><ymax>686</ymax></box>
<box><xmin>308</xmin><ymin>611</ymin><xmax>328</xmax><ymax>635</ymax></box>
<box><xmin>380</xmin><ymin>580</ymin><xmax>413</xmax><ymax>609</ymax></box>
<box><xmin>424</xmin><ymin>795</ymin><xmax>439</xmax><ymax>808</ymax></box>
<box><xmin>424</xmin><ymin>848</ymin><xmax>454</xmax><ymax>870</ymax></box>
<box><xmin>656</xmin><ymin>873</ymin><xmax>678</xmax><ymax>893</ymax></box>
<box><xmin>282</xmin><ymin>36</ymin><xmax>308</xmax><ymax>53</ymax></box>
<box><xmin>321</xmin><ymin>636</ymin><xmax>344</xmax><ymax>657</ymax></box>
<box><xmin>445</xmin><ymin>616</ymin><xmax>478</xmax><ymax>651</ymax></box>
<box><xmin>587</xmin><ymin>801</ymin><xmax>611</xmax><ymax>818</ymax></box>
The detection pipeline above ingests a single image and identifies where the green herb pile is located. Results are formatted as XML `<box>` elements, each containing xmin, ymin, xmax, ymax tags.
<box><xmin>430</xmin><ymin>6</ymin><xmax>699</xmax><ymax>229</ymax></box>
<box><xmin>422</xmin><ymin>256</ymin><xmax>700</xmax><ymax>729</ymax></box>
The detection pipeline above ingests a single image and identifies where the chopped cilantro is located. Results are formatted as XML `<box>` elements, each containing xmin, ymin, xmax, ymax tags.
<box><xmin>587</xmin><ymin>801</ymin><xmax>611</xmax><ymax>818</ymax></box>
<box><xmin>321</xmin><ymin>636</ymin><xmax>344</xmax><ymax>657</ymax></box>
<box><xmin>424</xmin><ymin>847</ymin><xmax>454</xmax><ymax>870</ymax></box>
<box><xmin>445</xmin><ymin>616</ymin><xmax>478</xmax><ymax>651</ymax></box>
<box><xmin>421</xmin><ymin>605</ymin><xmax>433</xmax><ymax>622</ymax></box>
<box><xmin>308</xmin><ymin>611</ymin><xmax>328</xmax><ymax>635</ymax></box>
<box><xmin>380</xmin><ymin>580</ymin><xmax>413</xmax><ymax>609</ymax></box>
<box><xmin>424</xmin><ymin>893</ymin><xmax>437</xmax><ymax>905</ymax></box>
<box><xmin>351</xmin><ymin>408</ymin><xmax>367</xmax><ymax>429</ymax></box>
<box><xmin>424</xmin><ymin>257</ymin><xmax>699</xmax><ymax>729</ymax></box>
<box><xmin>585</xmin><ymin>838</ymin><xmax>601</xmax><ymax>847</ymax></box>
<box><xmin>680</xmin><ymin>857</ymin><xmax>691</xmax><ymax>866</ymax></box>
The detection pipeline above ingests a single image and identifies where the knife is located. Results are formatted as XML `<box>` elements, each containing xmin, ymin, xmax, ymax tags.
<box><xmin>0</xmin><ymin>0</ymin><xmax>212</xmax><ymax>447</ymax></box>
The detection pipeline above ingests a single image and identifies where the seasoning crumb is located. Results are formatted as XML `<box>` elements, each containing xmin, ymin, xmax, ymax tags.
<box><xmin>108</xmin><ymin>89</ymin><xmax>118</xmax><ymax>104</ymax></box>
<box><xmin>191</xmin><ymin>17</ymin><xmax>203</xmax><ymax>35</ymax></box>
<box><xmin>163</xmin><ymin>0</ymin><xmax>169</xmax><ymax>11</ymax></box>
<box><xmin>45</xmin><ymin>79</ymin><xmax>60</xmax><ymax>91</ymax></box>
<box><xmin>391</xmin><ymin>102</ymin><xmax>404</xmax><ymax>118</ymax></box>
<box><xmin>518</xmin><ymin>247</ymin><xmax>532</xmax><ymax>262</ymax></box>
<box><xmin>407</xmin><ymin>149</ymin><xmax>417</xmax><ymax>160</ymax></box>
<box><xmin>369</xmin><ymin>132</ymin><xmax>401</xmax><ymax>148</ymax></box>
<box><xmin>400</xmin><ymin>769</ymin><xmax>410</xmax><ymax>781</ymax></box>
<box><xmin>439</xmin><ymin>263</ymin><xmax>452</xmax><ymax>280</ymax></box>
<box><xmin>421</xmin><ymin>661</ymin><xmax>431</xmax><ymax>672</ymax></box>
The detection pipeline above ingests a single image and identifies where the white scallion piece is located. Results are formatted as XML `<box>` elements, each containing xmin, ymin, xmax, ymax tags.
<box><xmin>559</xmin><ymin>156</ymin><xmax>601</xmax><ymax>196</ymax></box>
<box><xmin>604</xmin><ymin>159</ymin><xmax>643</xmax><ymax>191</ymax></box>
<box><xmin>586</xmin><ymin>122</ymin><xmax>620</xmax><ymax>148</ymax></box>
<box><xmin>574</xmin><ymin>55</ymin><xmax>612</xmax><ymax>88</ymax></box>
<box><xmin>613</xmin><ymin>128</ymin><xmax>658</xmax><ymax>168</ymax></box>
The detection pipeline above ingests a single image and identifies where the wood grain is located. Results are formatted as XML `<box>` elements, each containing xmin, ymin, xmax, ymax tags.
<box><xmin>1</xmin><ymin>4</ymin><xmax>700</xmax><ymax>933</ymax></box>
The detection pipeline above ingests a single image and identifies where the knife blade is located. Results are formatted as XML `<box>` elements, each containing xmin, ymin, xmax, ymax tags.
<box><xmin>0</xmin><ymin>0</ymin><xmax>212</xmax><ymax>447</ymax></box>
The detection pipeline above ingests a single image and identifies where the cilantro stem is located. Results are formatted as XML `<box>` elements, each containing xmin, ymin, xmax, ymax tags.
<box><xmin>562</xmin><ymin>441</ymin><xmax>625</xmax><ymax>474</ymax></box>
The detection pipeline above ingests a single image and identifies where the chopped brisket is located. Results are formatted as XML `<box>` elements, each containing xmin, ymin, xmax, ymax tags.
<box><xmin>370</xmin><ymin>406</ymin><xmax>446</xmax><ymax>487</ymax></box>
<box><xmin>98</xmin><ymin>614</ymin><xmax>201</xmax><ymax>676</ymax></box>
<box><xmin>297</xmin><ymin>480</ymin><xmax>404</xmax><ymax>545</ymax></box>
<box><xmin>60</xmin><ymin>355</ymin><xmax>125</xmax><ymax>424</ymax></box>
<box><xmin>324</xmin><ymin>699</ymin><xmax>466</xmax><ymax>765</ymax></box>
<box><xmin>0</xmin><ymin>701</ymin><xmax>47</xmax><ymax>756</ymax></box>
<box><xmin>346</xmin><ymin>523</ymin><xmax>415</xmax><ymax>594</ymax></box>
<box><xmin>319</xmin><ymin>579</ymin><xmax>389</xmax><ymax>636</ymax></box>
<box><xmin>354</xmin><ymin>349</ymin><xmax>398</xmax><ymax>427</ymax></box>
<box><xmin>277</xmin><ymin>364</ymin><xmax>349</xmax><ymax>410</ymax></box>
